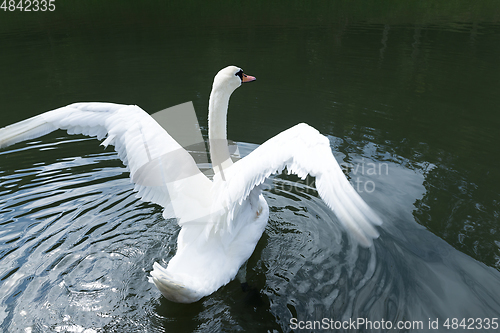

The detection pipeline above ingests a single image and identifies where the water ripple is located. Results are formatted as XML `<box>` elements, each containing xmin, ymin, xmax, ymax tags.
<box><xmin>1</xmin><ymin>138</ymin><xmax>500</xmax><ymax>332</ymax></box>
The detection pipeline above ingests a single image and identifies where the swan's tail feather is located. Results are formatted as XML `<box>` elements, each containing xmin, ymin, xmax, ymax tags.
<box><xmin>149</xmin><ymin>262</ymin><xmax>204</xmax><ymax>303</ymax></box>
<box><xmin>0</xmin><ymin>115</ymin><xmax>57</xmax><ymax>149</ymax></box>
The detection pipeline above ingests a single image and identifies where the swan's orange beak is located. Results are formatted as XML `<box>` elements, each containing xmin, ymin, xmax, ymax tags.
<box><xmin>241</xmin><ymin>73</ymin><xmax>256</xmax><ymax>83</ymax></box>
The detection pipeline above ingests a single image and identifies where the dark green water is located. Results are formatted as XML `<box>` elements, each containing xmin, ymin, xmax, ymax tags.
<box><xmin>1</xmin><ymin>1</ymin><xmax>500</xmax><ymax>332</ymax></box>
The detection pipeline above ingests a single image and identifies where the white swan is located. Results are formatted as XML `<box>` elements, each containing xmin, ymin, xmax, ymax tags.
<box><xmin>0</xmin><ymin>66</ymin><xmax>382</xmax><ymax>303</ymax></box>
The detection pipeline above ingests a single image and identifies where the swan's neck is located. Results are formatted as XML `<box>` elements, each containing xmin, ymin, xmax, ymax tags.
<box><xmin>208</xmin><ymin>88</ymin><xmax>233</xmax><ymax>175</ymax></box>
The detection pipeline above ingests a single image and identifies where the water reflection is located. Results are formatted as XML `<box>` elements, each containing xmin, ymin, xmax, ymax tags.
<box><xmin>414</xmin><ymin>165</ymin><xmax>500</xmax><ymax>269</ymax></box>
<box><xmin>1</xmin><ymin>5</ymin><xmax>500</xmax><ymax>331</ymax></box>
<box><xmin>1</xmin><ymin>137</ymin><xmax>499</xmax><ymax>332</ymax></box>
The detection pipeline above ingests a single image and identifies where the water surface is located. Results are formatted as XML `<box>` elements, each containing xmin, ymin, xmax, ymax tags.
<box><xmin>1</xmin><ymin>2</ymin><xmax>500</xmax><ymax>332</ymax></box>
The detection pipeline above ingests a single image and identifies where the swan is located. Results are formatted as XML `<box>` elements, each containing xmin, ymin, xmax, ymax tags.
<box><xmin>0</xmin><ymin>65</ymin><xmax>382</xmax><ymax>303</ymax></box>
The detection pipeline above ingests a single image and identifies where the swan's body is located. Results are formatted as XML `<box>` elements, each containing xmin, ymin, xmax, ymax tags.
<box><xmin>0</xmin><ymin>66</ymin><xmax>382</xmax><ymax>303</ymax></box>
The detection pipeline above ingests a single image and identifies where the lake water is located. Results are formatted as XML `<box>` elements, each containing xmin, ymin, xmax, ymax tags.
<box><xmin>1</xmin><ymin>2</ymin><xmax>500</xmax><ymax>332</ymax></box>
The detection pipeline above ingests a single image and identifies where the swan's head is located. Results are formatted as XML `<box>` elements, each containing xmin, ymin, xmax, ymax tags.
<box><xmin>212</xmin><ymin>66</ymin><xmax>256</xmax><ymax>94</ymax></box>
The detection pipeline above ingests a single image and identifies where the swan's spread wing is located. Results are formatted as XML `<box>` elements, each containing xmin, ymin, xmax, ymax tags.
<box><xmin>213</xmin><ymin>123</ymin><xmax>382</xmax><ymax>247</ymax></box>
<box><xmin>0</xmin><ymin>103</ymin><xmax>211</xmax><ymax>218</ymax></box>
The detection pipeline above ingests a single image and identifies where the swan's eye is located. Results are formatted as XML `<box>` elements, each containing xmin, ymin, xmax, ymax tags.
<box><xmin>235</xmin><ymin>70</ymin><xmax>243</xmax><ymax>80</ymax></box>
